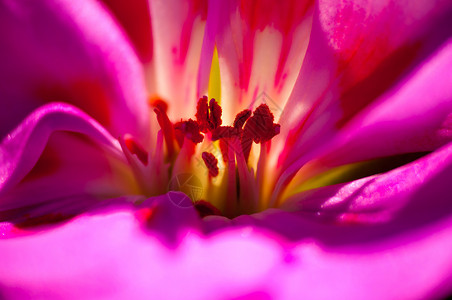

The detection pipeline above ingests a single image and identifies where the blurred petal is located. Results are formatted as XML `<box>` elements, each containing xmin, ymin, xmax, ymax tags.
<box><xmin>100</xmin><ymin>0</ymin><xmax>153</xmax><ymax>63</ymax></box>
<box><xmin>278</xmin><ymin>0</ymin><xmax>452</xmax><ymax>171</ymax></box>
<box><xmin>149</xmin><ymin>0</ymin><xmax>208</xmax><ymax>119</ymax></box>
<box><xmin>283</xmin><ymin>141</ymin><xmax>452</xmax><ymax>225</ymax></box>
<box><xmin>313</xmin><ymin>39</ymin><xmax>452</xmax><ymax>169</ymax></box>
<box><xmin>233</xmin><ymin>210</ymin><xmax>452</xmax><ymax>299</ymax></box>
<box><xmin>0</xmin><ymin>103</ymin><xmax>134</xmax><ymax>219</ymax></box>
<box><xmin>2</xmin><ymin>196</ymin><xmax>452</xmax><ymax>299</ymax></box>
<box><xmin>215</xmin><ymin>0</ymin><xmax>314</xmax><ymax>123</ymax></box>
<box><xmin>0</xmin><ymin>202</ymin><xmax>280</xmax><ymax>299</ymax></box>
<box><xmin>0</xmin><ymin>0</ymin><xmax>149</xmax><ymax>142</ymax></box>
<box><xmin>277</xmin><ymin>34</ymin><xmax>452</xmax><ymax>195</ymax></box>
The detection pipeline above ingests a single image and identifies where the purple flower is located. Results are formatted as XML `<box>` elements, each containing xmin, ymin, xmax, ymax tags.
<box><xmin>1</xmin><ymin>0</ymin><xmax>452</xmax><ymax>299</ymax></box>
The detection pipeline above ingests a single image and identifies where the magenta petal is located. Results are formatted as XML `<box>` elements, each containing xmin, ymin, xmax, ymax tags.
<box><xmin>100</xmin><ymin>0</ymin><xmax>153</xmax><ymax>62</ymax></box>
<box><xmin>0</xmin><ymin>103</ymin><xmax>131</xmax><ymax>217</ymax></box>
<box><xmin>277</xmin><ymin>37</ymin><xmax>452</xmax><ymax>191</ymax></box>
<box><xmin>0</xmin><ymin>202</ymin><xmax>279</xmax><ymax>299</ymax></box>
<box><xmin>314</xmin><ymin>40</ymin><xmax>452</xmax><ymax>169</ymax></box>
<box><xmin>278</xmin><ymin>0</ymin><xmax>452</xmax><ymax>171</ymax></box>
<box><xmin>0</xmin><ymin>0</ymin><xmax>149</xmax><ymax>142</ymax></box>
<box><xmin>283</xmin><ymin>141</ymin><xmax>452</xmax><ymax>226</ymax></box>
<box><xmin>2</xmin><ymin>198</ymin><xmax>452</xmax><ymax>299</ymax></box>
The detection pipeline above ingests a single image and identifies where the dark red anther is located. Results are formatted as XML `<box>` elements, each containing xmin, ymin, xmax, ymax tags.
<box><xmin>243</xmin><ymin>104</ymin><xmax>280</xmax><ymax>144</ymax></box>
<box><xmin>211</xmin><ymin>126</ymin><xmax>240</xmax><ymax>141</ymax></box>
<box><xmin>202</xmin><ymin>152</ymin><xmax>219</xmax><ymax>177</ymax></box>
<box><xmin>194</xmin><ymin>200</ymin><xmax>222</xmax><ymax>218</ymax></box>
<box><xmin>125</xmin><ymin>136</ymin><xmax>149</xmax><ymax>165</ymax></box>
<box><xmin>195</xmin><ymin>96</ymin><xmax>222</xmax><ymax>133</ymax></box>
<box><xmin>233</xmin><ymin>109</ymin><xmax>251</xmax><ymax>129</ymax></box>
<box><xmin>196</xmin><ymin>96</ymin><xmax>210</xmax><ymax>132</ymax></box>
<box><xmin>208</xmin><ymin>98</ymin><xmax>222</xmax><ymax>130</ymax></box>
<box><xmin>174</xmin><ymin>119</ymin><xmax>204</xmax><ymax>144</ymax></box>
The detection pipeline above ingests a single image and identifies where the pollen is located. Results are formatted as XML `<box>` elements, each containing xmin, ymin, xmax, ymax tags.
<box><xmin>201</xmin><ymin>152</ymin><xmax>219</xmax><ymax>177</ymax></box>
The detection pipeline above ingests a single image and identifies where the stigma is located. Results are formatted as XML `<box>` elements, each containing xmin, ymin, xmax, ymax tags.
<box><xmin>123</xmin><ymin>96</ymin><xmax>281</xmax><ymax>218</ymax></box>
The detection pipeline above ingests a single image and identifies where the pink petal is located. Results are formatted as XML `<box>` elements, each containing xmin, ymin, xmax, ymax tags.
<box><xmin>100</xmin><ymin>0</ymin><xmax>153</xmax><ymax>63</ymax></box>
<box><xmin>0</xmin><ymin>103</ymin><xmax>133</xmax><ymax>220</ymax></box>
<box><xmin>0</xmin><ymin>198</ymin><xmax>279</xmax><ymax>299</ymax></box>
<box><xmin>0</xmin><ymin>0</ymin><xmax>149</xmax><ymax>142</ymax></box>
<box><xmin>277</xmin><ymin>0</ymin><xmax>452</xmax><ymax>172</ymax></box>
<box><xmin>149</xmin><ymin>0</ymin><xmax>208</xmax><ymax>119</ymax></box>
<box><xmin>283</xmin><ymin>141</ymin><xmax>452</xmax><ymax>225</ymax></box>
<box><xmin>214</xmin><ymin>0</ymin><xmax>314</xmax><ymax>123</ymax></box>
<box><xmin>314</xmin><ymin>40</ymin><xmax>452</xmax><ymax>169</ymax></box>
<box><xmin>275</xmin><ymin>32</ymin><xmax>452</xmax><ymax>194</ymax></box>
<box><xmin>2</xmin><ymin>193</ymin><xmax>452</xmax><ymax>298</ymax></box>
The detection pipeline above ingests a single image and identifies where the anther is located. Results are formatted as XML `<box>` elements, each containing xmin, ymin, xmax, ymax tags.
<box><xmin>233</xmin><ymin>109</ymin><xmax>252</xmax><ymax>129</ymax></box>
<box><xmin>208</xmin><ymin>98</ymin><xmax>222</xmax><ymax>130</ymax></box>
<box><xmin>195</xmin><ymin>96</ymin><xmax>222</xmax><ymax>133</ymax></box>
<box><xmin>243</xmin><ymin>104</ymin><xmax>280</xmax><ymax>143</ymax></box>
<box><xmin>201</xmin><ymin>152</ymin><xmax>219</xmax><ymax>177</ymax></box>
<box><xmin>174</xmin><ymin>119</ymin><xmax>204</xmax><ymax>144</ymax></box>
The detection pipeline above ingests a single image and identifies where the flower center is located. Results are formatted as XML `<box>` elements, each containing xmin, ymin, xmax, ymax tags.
<box><xmin>121</xmin><ymin>96</ymin><xmax>280</xmax><ymax>218</ymax></box>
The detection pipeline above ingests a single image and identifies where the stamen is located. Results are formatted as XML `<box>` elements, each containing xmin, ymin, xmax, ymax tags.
<box><xmin>201</xmin><ymin>152</ymin><xmax>219</xmax><ymax>177</ymax></box>
<box><xmin>196</xmin><ymin>96</ymin><xmax>210</xmax><ymax>132</ymax></box>
<box><xmin>195</xmin><ymin>96</ymin><xmax>222</xmax><ymax>132</ymax></box>
<box><xmin>153</xmin><ymin>108</ymin><xmax>175</xmax><ymax>159</ymax></box>
<box><xmin>211</xmin><ymin>126</ymin><xmax>240</xmax><ymax>141</ymax></box>
<box><xmin>233</xmin><ymin>109</ymin><xmax>252</xmax><ymax>129</ymax></box>
<box><xmin>243</xmin><ymin>104</ymin><xmax>280</xmax><ymax>144</ymax></box>
<box><xmin>149</xmin><ymin>97</ymin><xmax>169</xmax><ymax>114</ymax></box>
<box><xmin>124</xmin><ymin>136</ymin><xmax>148</xmax><ymax>165</ymax></box>
<box><xmin>174</xmin><ymin>119</ymin><xmax>204</xmax><ymax>144</ymax></box>
<box><xmin>208</xmin><ymin>98</ymin><xmax>222</xmax><ymax>130</ymax></box>
<box><xmin>139</xmin><ymin>95</ymin><xmax>282</xmax><ymax>218</ymax></box>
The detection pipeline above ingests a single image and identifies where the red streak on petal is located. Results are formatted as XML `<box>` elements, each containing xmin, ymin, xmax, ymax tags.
<box><xmin>135</xmin><ymin>207</ymin><xmax>155</xmax><ymax>223</ymax></box>
<box><xmin>178</xmin><ymin>0</ymin><xmax>208</xmax><ymax>63</ymax></box>
<box><xmin>336</xmin><ymin>43</ymin><xmax>421</xmax><ymax>128</ymax></box>
<box><xmin>101</xmin><ymin>0</ymin><xmax>153</xmax><ymax>62</ymax></box>
<box><xmin>202</xmin><ymin>152</ymin><xmax>219</xmax><ymax>177</ymax></box>
<box><xmin>36</xmin><ymin>80</ymin><xmax>111</xmax><ymax>129</ymax></box>
<box><xmin>125</xmin><ymin>136</ymin><xmax>149</xmax><ymax>165</ymax></box>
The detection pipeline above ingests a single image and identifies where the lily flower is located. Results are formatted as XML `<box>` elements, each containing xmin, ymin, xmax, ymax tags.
<box><xmin>2</xmin><ymin>0</ymin><xmax>452</xmax><ymax>298</ymax></box>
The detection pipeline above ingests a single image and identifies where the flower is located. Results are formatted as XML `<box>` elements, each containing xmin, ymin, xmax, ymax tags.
<box><xmin>1</xmin><ymin>0</ymin><xmax>452</xmax><ymax>299</ymax></box>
